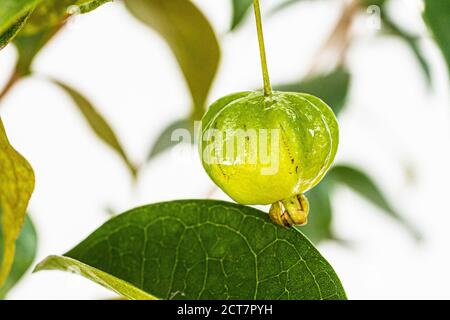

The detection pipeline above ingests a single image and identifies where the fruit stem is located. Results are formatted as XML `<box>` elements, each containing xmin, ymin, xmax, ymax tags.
<box><xmin>253</xmin><ymin>0</ymin><xmax>272</xmax><ymax>97</ymax></box>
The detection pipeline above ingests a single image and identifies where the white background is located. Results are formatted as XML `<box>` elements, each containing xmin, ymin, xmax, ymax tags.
<box><xmin>0</xmin><ymin>0</ymin><xmax>449</xmax><ymax>299</ymax></box>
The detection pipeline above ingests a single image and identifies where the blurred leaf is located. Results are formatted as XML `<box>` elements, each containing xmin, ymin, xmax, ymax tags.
<box><xmin>0</xmin><ymin>11</ymin><xmax>32</xmax><ymax>50</ymax></box>
<box><xmin>125</xmin><ymin>0</ymin><xmax>220</xmax><ymax>119</ymax></box>
<box><xmin>14</xmin><ymin>25</ymin><xmax>62</xmax><ymax>76</ymax></box>
<box><xmin>328</xmin><ymin>165</ymin><xmax>421</xmax><ymax>241</ymax></box>
<box><xmin>76</xmin><ymin>0</ymin><xmax>113</xmax><ymax>13</ymax></box>
<box><xmin>2</xmin><ymin>0</ymin><xmax>111</xmax><ymax>95</ymax></box>
<box><xmin>0</xmin><ymin>214</ymin><xmax>37</xmax><ymax>299</ymax></box>
<box><xmin>20</xmin><ymin>0</ymin><xmax>112</xmax><ymax>36</ymax></box>
<box><xmin>148</xmin><ymin>118</ymin><xmax>192</xmax><ymax>160</ymax></box>
<box><xmin>423</xmin><ymin>0</ymin><xmax>450</xmax><ymax>78</ymax></box>
<box><xmin>297</xmin><ymin>180</ymin><xmax>333</xmax><ymax>244</ymax></box>
<box><xmin>274</xmin><ymin>67</ymin><xmax>351</xmax><ymax>115</ymax></box>
<box><xmin>0</xmin><ymin>118</ymin><xmax>35</xmax><ymax>287</ymax></box>
<box><xmin>13</xmin><ymin>0</ymin><xmax>113</xmax><ymax>70</ymax></box>
<box><xmin>19</xmin><ymin>0</ymin><xmax>73</xmax><ymax>35</ymax></box>
<box><xmin>361</xmin><ymin>0</ymin><xmax>387</xmax><ymax>7</ymax></box>
<box><xmin>35</xmin><ymin>200</ymin><xmax>346</xmax><ymax>300</ymax></box>
<box><xmin>382</xmin><ymin>15</ymin><xmax>432</xmax><ymax>86</ymax></box>
<box><xmin>271</xmin><ymin>0</ymin><xmax>305</xmax><ymax>14</ymax></box>
<box><xmin>0</xmin><ymin>0</ymin><xmax>41</xmax><ymax>36</ymax></box>
<box><xmin>230</xmin><ymin>0</ymin><xmax>252</xmax><ymax>31</ymax></box>
<box><xmin>53</xmin><ymin>81</ymin><xmax>137</xmax><ymax>177</ymax></box>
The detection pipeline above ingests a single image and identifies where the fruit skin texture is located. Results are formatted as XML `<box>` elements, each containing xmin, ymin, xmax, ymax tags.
<box><xmin>200</xmin><ymin>91</ymin><xmax>339</xmax><ymax>208</ymax></box>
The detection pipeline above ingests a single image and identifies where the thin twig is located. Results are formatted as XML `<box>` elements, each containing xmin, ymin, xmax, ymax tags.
<box><xmin>308</xmin><ymin>0</ymin><xmax>361</xmax><ymax>75</ymax></box>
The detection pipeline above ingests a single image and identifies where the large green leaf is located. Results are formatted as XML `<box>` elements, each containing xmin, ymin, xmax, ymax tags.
<box><xmin>328</xmin><ymin>165</ymin><xmax>421</xmax><ymax>240</ymax></box>
<box><xmin>230</xmin><ymin>0</ymin><xmax>253</xmax><ymax>31</ymax></box>
<box><xmin>125</xmin><ymin>0</ymin><xmax>220</xmax><ymax>118</ymax></box>
<box><xmin>53</xmin><ymin>81</ymin><xmax>137</xmax><ymax>177</ymax></box>
<box><xmin>0</xmin><ymin>215</ymin><xmax>37</xmax><ymax>299</ymax></box>
<box><xmin>35</xmin><ymin>200</ymin><xmax>346</xmax><ymax>300</ymax></box>
<box><xmin>274</xmin><ymin>68</ymin><xmax>351</xmax><ymax>115</ymax></box>
<box><xmin>0</xmin><ymin>118</ymin><xmax>35</xmax><ymax>287</ymax></box>
<box><xmin>423</xmin><ymin>0</ymin><xmax>450</xmax><ymax>78</ymax></box>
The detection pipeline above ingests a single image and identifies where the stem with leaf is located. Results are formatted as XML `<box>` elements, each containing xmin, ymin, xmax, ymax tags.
<box><xmin>253</xmin><ymin>0</ymin><xmax>272</xmax><ymax>96</ymax></box>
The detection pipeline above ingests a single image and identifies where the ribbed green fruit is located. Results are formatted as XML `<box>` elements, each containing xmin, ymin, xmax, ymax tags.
<box><xmin>199</xmin><ymin>91</ymin><xmax>339</xmax><ymax>227</ymax></box>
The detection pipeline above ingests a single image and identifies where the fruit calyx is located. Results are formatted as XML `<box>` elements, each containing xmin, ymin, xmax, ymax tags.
<box><xmin>269</xmin><ymin>194</ymin><xmax>310</xmax><ymax>228</ymax></box>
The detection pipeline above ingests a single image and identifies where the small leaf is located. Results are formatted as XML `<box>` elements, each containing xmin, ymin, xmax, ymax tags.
<box><xmin>382</xmin><ymin>15</ymin><xmax>432</xmax><ymax>86</ymax></box>
<box><xmin>230</xmin><ymin>0</ymin><xmax>253</xmax><ymax>31</ymax></box>
<box><xmin>148</xmin><ymin>118</ymin><xmax>192</xmax><ymax>160</ymax></box>
<box><xmin>0</xmin><ymin>118</ymin><xmax>35</xmax><ymax>287</ymax></box>
<box><xmin>0</xmin><ymin>214</ymin><xmax>37</xmax><ymax>299</ymax></box>
<box><xmin>0</xmin><ymin>11</ymin><xmax>32</xmax><ymax>50</ymax></box>
<box><xmin>297</xmin><ymin>180</ymin><xmax>334</xmax><ymax>244</ymax></box>
<box><xmin>423</xmin><ymin>0</ymin><xmax>450</xmax><ymax>78</ymax></box>
<box><xmin>17</xmin><ymin>0</ymin><xmax>73</xmax><ymax>36</ymax></box>
<box><xmin>53</xmin><ymin>81</ymin><xmax>137</xmax><ymax>177</ymax></box>
<box><xmin>35</xmin><ymin>256</ymin><xmax>156</xmax><ymax>300</ymax></box>
<box><xmin>20</xmin><ymin>0</ymin><xmax>113</xmax><ymax>36</ymax></box>
<box><xmin>125</xmin><ymin>0</ymin><xmax>220</xmax><ymax>119</ymax></box>
<box><xmin>35</xmin><ymin>200</ymin><xmax>346</xmax><ymax>300</ymax></box>
<box><xmin>14</xmin><ymin>25</ymin><xmax>62</xmax><ymax>76</ymax></box>
<box><xmin>328</xmin><ymin>165</ymin><xmax>421</xmax><ymax>240</ymax></box>
<box><xmin>274</xmin><ymin>68</ymin><xmax>351</xmax><ymax>115</ymax></box>
<box><xmin>76</xmin><ymin>0</ymin><xmax>113</xmax><ymax>14</ymax></box>
<box><xmin>0</xmin><ymin>0</ymin><xmax>41</xmax><ymax>37</ymax></box>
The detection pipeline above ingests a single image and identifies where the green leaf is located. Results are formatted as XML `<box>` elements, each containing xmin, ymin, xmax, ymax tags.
<box><xmin>125</xmin><ymin>0</ymin><xmax>220</xmax><ymax>119</ymax></box>
<box><xmin>0</xmin><ymin>0</ymin><xmax>41</xmax><ymax>36</ymax></box>
<box><xmin>0</xmin><ymin>118</ymin><xmax>35</xmax><ymax>287</ymax></box>
<box><xmin>328</xmin><ymin>165</ymin><xmax>421</xmax><ymax>241</ymax></box>
<box><xmin>382</xmin><ymin>15</ymin><xmax>432</xmax><ymax>85</ymax></box>
<box><xmin>35</xmin><ymin>256</ymin><xmax>156</xmax><ymax>300</ymax></box>
<box><xmin>76</xmin><ymin>0</ymin><xmax>113</xmax><ymax>14</ymax></box>
<box><xmin>18</xmin><ymin>0</ymin><xmax>74</xmax><ymax>36</ymax></box>
<box><xmin>274</xmin><ymin>68</ymin><xmax>351</xmax><ymax>115</ymax></box>
<box><xmin>35</xmin><ymin>200</ymin><xmax>346</xmax><ymax>300</ymax></box>
<box><xmin>423</xmin><ymin>0</ymin><xmax>450</xmax><ymax>78</ymax></box>
<box><xmin>14</xmin><ymin>25</ymin><xmax>62</xmax><ymax>76</ymax></box>
<box><xmin>148</xmin><ymin>118</ymin><xmax>192</xmax><ymax>160</ymax></box>
<box><xmin>0</xmin><ymin>11</ymin><xmax>32</xmax><ymax>50</ymax></box>
<box><xmin>230</xmin><ymin>0</ymin><xmax>253</xmax><ymax>31</ymax></box>
<box><xmin>20</xmin><ymin>0</ymin><xmax>112</xmax><ymax>36</ymax></box>
<box><xmin>298</xmin><ymin>180</ymin><xmax>333</xmax><ymax>244</ymax></box>
<box><xmin>0</xmin><ymin>215</ymin><xmax>37</xmax><ymax>299</ymax></box>
<box><xmin>53</xmin><ymin>81</ymin><xmax>137</xmax><ymax>177</ymax></box>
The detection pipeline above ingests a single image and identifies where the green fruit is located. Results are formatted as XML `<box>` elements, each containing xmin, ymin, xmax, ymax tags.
<box><xmin>199</xmin><ymin>91</ymin><xmax>339</xmax><ymax>227</ymax></box>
